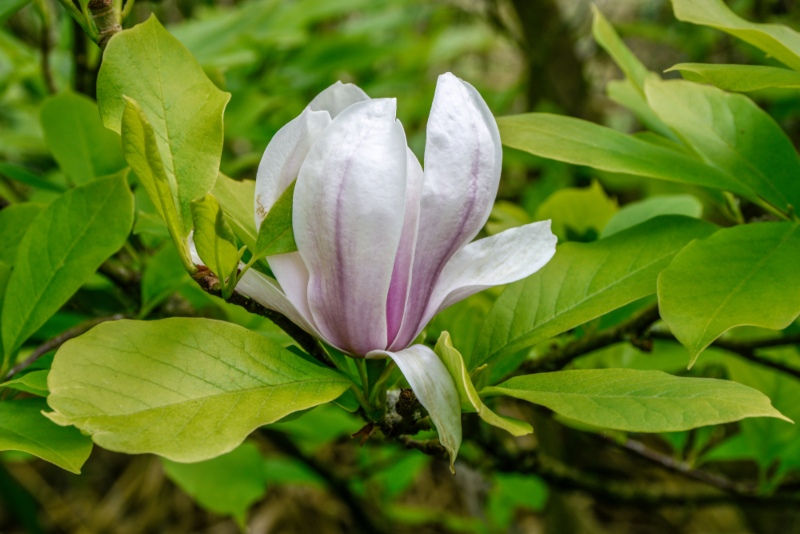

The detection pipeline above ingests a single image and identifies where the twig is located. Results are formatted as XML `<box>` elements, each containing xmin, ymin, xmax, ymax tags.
<box><xmin>87</xmin><ymin>0</ymin><xmax>120</xmax><ymax>49</ymax></box>
<box><xmin>261</xmin><ymin>429</ymin><xmax>390</xmax><ymax>534</ymax></box>
<box><xmin>651</xmin><ymin>331</ymin><xmax>800</xmax><ymax>380</ymax></box>
<box><xmin>36</xmin><ymin>0</ymin><xmax>57</xmax><ymax>94</ymax></box>
<box><xmin>517</xmin><ymin>303</ymin><xmax>661</xmax><ymax>375</ymax></box>
<box><xmin>193</xmin><ymin>269</ymin><xmax>333</xmax><ymax>369</ymax></box>
<box><xmin>4</xmin><ymin>314</ymin><xmax>126</xmax><ymax>379</ymax></box>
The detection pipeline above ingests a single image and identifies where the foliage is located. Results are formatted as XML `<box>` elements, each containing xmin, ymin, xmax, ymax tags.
<box><xmin>2</xmin><ymin>0</ymin><xmax>800</xmax><ymax>532</ymax></box>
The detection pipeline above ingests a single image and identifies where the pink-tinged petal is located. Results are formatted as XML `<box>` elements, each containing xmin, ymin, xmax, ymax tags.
<box><xmin>235</xmin><ymin>267</ymin><xmax>323</xmax><ymax>340</ymax></box>
<box><xmin>308</xmin><ymin>81</ymin><xmax>370</xmax><ymax>118</ymax></box>
<box><xmin>268</xmin><ymin>252</ymin><xmax>314</xmax><ymax>327</ymax></box>
<box><xmin>394</xmin><ymin>73</ymin><xmax>502</xmax><ymax>348</ymax></box>
<box><xmin>294</xmin><ymin>99</ymin><xmax>409</xmax><ymax>355</ymax></box>
<box><xmin>366</xmin><ymin>344</ymin><xmax>461</xmax><ymax>471</ymax></box>
<box><xmin>254</xmin><ymin>108</ymin><xmax>331</xmax><ymax>227</ymax></box>
<box><xmin>398</xmin><ymin>221</ymin><xmax>556</xmax><ymax>347</ymax></box>
<box><xmin>386</xmin><ymin>149</ymin><xmax>424</xmax><ymax>345</ymax></box>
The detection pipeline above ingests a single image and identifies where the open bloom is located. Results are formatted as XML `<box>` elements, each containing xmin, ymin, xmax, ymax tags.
<box><xmin>238</xmin><ymin>73</ymin><xmax>556</xmax><ymax>357</ymax></box>
<box><xmin>234</xmin><ymin>73</ymin><xmax>556</xmax><ymax>462</ymax></box>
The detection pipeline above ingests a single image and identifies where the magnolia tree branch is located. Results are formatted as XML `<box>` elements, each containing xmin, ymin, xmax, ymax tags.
<box><xmin>651</xmin><ymin>331</ymin><xmax>800</xmax><ymax>380</ymax></box>
<box><xmin>4</xmin><ymin>314</ymin><xmax>126</xmax><ymax>379</ymax></box>
<box><xmin>192</xmin><ymin>269</ymin><xmax>333</xmax><ymax>368</ymax></box>
<box><xmin>517</xmin><ymin>303</ymin><xmax>661</xmax><ymax>375</ymax></box>
<box><xmin>87</xmin><ymin>0</ymin><xmax>120</xmax><ymax>49</ymax></box>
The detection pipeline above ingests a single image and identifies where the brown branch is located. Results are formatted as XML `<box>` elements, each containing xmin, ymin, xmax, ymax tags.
<box><xmin>4</xmin><ymin>314</ymin><xmax>126</xmax><ymax>379</ymax></box>
<box><xmin>193</xmin><ymin>269</ymin><xmax>333</xmax><ymax>368</ymax></box>
<box><xmin>87</xmin><ymin>0</ymin><xmax>120</xmax><ymax>49</ymax></box>
<box><xmin>517</xmin><ymin>303</ymin><xmax>661</xmax><ymax>375</ymax></box>
<box><xmin>651</xmin><ymin>331</ymin><xmax>800</xmax><ymax>380</ymax></box>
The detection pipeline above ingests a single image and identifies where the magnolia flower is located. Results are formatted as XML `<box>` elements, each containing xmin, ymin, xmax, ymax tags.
<box><xmin>234</xmin><ymin>73</ymin><xmax>557</xmax><ymax>463</ymax></box>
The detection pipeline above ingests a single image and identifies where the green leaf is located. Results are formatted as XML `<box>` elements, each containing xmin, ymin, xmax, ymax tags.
<box><xmin>97</xmin><ymin>15</ymin><xmax>230</xmax><ymax>232</ymax></box>
<box><xmin>645</xmin><ymin>78</ymin><xmax>800</xmax><ymax>214</ymax></box>
<box><xmin>671</xmin><ymin>0</ymin><xmax>800</xmax><ymax>71</ymax></box>
<box><xmin>121</xmin><ymin>96</ymin><xmax>194</xmax><ymax>272</ymax></box>
<box><xmin>535</xmin><ymin>180</ymin><xmax>617</xmax><ymax>241</ymax></box>
<box><xmin>46</xmin><ymin>318</ymin><xmax>351</xmax><ymax>462</ymax></box>
<box><xmin>482</xmin><ymin>369</ymin><xmax>790</xmax><ymax>432</ymax></box>
<box><xmin>213</xmin><ymin>173</ymin><xmax>258</xmax><ymax>251</ymax></box>
<box><xmin>40</xmin><ymin>92</ymin><xmax>126</xmax><ymax>184</ymax></box>
<box><xmin>497</xmin><ymin>113</ymin><xmax>745</xmax><ymax>195</ymax></box>
<box><xmin>162</xmin><ymin>441</ymin><xmax>267</xmax><ymax>527</ymax></box>
<box><xmin>0</xmin><ymin>162</ymin><xmax>65</xmax><ymax>193</ymax></box>
<box><xmin>658</xmin><ymin>222</ymin><xmax>800</xmax><ymax>365</ymax></box>
<box><xmin>1</xmin><ymin>370</ymin><xmax>49</xmax><ymax>396</ymax></box>
<box><xmin>601</xmin><ymin>194</ymin><xmax>702</xmax><ymax>238</ymax></box>
<box><xmin>0</xmin><ymin>398</ymin><xmax>92</xmax><ymax>474</ymax></box>
<box><xmin>591</xmin><ymin>5</ymin><xmax>648</xmax><ymax>90</ymax></box>
<box><xmin>0</xmin><ymin>202</ymin><xmax>43</xmax><ymax>265</ymax></box>
<box><xmin>0</xmin><ymin>0</ymin><xmax>30</xmax><ymax>23</ymax></box>
<box><xmin>473</xmin><ymin>216</ymin><xmax>717</xmax><ymax>367</ymax></box>
<box><xmin>668</xmin><ymin>63</ymin><xmax>800</xmax><ymax>92</ymax></box>
<box><xmin>253</xmin><ymin>180</ymin><xmax>297</xmax><ymax>258</ymax></box>
<box><xmin>140</xmin><ymin>244</ymin><xmax>191</xmax><ymax>318</ymax></box>
<box><xmin>1</xmin><ymin>173</ymin><xmax>133</xmax><ymax>358</ymax></box>
<box><xmin>434</xmin><ymin>332</ymin><xmax>531</xmax><ymax>437</ymax></box>
<box><xmin>191</xmin><ymin>194</ymin><xmax>240</xmax><ymax>294</ymax></box>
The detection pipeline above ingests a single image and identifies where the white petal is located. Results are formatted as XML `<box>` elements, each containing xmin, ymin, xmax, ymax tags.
<box><xmin>366</xmin><ymin>344</ymin><xmax>462</xmax><ymax>471</ymax></box>
<box><xmin>393</xmin><ymin>73</ymin><xmax>502</xmax><ymax>348</ymax></box>
<box><xmin>386</xmin><ymin>149</ymin><xmax>424</xmax><ymax>345</ymax></box>
<box><xmin>268</xmin><ymin>252</ymin><xmax>315</xmax><ymax>330</ymax></box>
<box><xmin>424</xmin><ymin>220</ymin><xmax>557</xmax><ymax>327</ymax></box>
<box><xmin>308</xmin><ymin>81</ymin><xmax>370</xmax><ymax>118</ymax></box>
<box><xmin>254</xmin><ymin>108</ymin><xmax>331</xmax><ymax>227</ymax></box>
<box><xmin>235</xmin><ymin>267</ymin><xmax>323</xmax><ymax>340</ymax></box>
<box><xmin>294</xmin><ymin>98</ymin><xmax>408</xmax><ymax>355</ymax></box>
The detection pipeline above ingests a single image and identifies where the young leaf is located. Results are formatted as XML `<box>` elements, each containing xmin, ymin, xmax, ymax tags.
<box><xmin>0</xmin><ymin>398</ymin><xmax>92</xmax><ymax>474</ymax></box>
<box><xmin>535</xmin><ymin>180</ymin><xmax>617</xmax><ymax>241</ymax></box>
<box><xmin>213</xmin><ymin>173</ymin><xmax>258</xmax><ymax>251</ymax></box>
<box><xmin>121</xmin><ymin>97</ymin><xmax>194</xmax><ymax>272</ymax></box>
<box><xmin>97</xmin><ymin>15</ymin><xmax>230</xmax><ymax>231</ymax></box>
<box><xmin>668</xmin><ymin>63</ymin><xmax>800</xmax><ymax>92</ymax></box>
<box><xmin>482</xmin><ymin>369</ymin><xmax>790</xmax><ymax>432</ymax></box>
<box><xmin>672</xmin><ymin>0</ymin><xmax>800</xmax><ymax>71</ymax></box>
<box><xmin>434</xmin><ymin>332</ymin><xmax>532</xmax><ymax>437</ymax></box>
<box><xmin>1</xmin><ymin>173</ymin><xmax>133</xmax><ymax>358</ymax></box>
<box><xmin>46</xmin><ymin>318</ymin><xmax>351</xmax><ymax>462</ymax></box>
<box><xmin>645</xmin><ymin>78</ymin><xmax>800</xmax><ymax>214</ymax></box>
<box><xmin>472</xmin><ymin>216</ymin><xmax>717</xmax><ymax>367</ymax></box>
<box><xmin>601</xmin><ymin>195</ymin><xmax>702</xmax><ymax>238</ymax></box>
<box><xmin>591</xmin><ymin>5</ymin><xmax>648</xmax><ymax>91</ymax></box>
<box><xmin>40</xmin><ymin>92</ymin><xmax>126</xmax><ymax>184</ymax></box>
<box><xmin>658</xmin><ymin>222</ymin><xmax>800</xmax><ymax>365</ymax></box>
<box><xmin>191</xmin><ymin>194</ymin><xmax>240</xmax><ymax>295</ymax></box>
<box><xmin>1</xmin><ymin>370</ymin><xmax>49</xmax><ymax>396</ymax></box>
<box><xmin>253</xmin><ymin>180</ymin><xmax>298</xmax><ymax>259</ymax></box>
<box><xmin>162</xmin><ymin>441</ymin><xmax>267</xmax><ymax>528</ymax></box>
<box><xmin>497</xmin><ymin>114</ymin><xmax>746</xmax><ymax>195</ymax></box>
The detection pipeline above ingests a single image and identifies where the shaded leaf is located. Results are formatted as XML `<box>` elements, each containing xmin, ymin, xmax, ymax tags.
<box><xmin>669</xmin><ymin>63</ymin><xmax>800</xmax><ymax>92</ymax></box>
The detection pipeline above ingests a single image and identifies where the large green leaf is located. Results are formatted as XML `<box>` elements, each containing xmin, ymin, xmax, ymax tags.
<box><xmin>162</xmin><ymin>441</ymin><xmax>267</xmax><ymax>527</ymax></box>
<box><xmin>140</xmin><ymin>244</ymin><xmax>191</xmax><ymax>318</ymax></box>
<box><xmin>46</xmin><ymin>318</ymin><xmax>352</xmax><ymax>462</ymax></box>
<box><xmin>645</xmin><ymin>78</ymin><xmax>800</xmax><ymax>214</ymax></box>
<box><xmin>1</xmin><ymin>173</ymin><xmax>133</xmax><ymax>357</ymax></box>
<box><xmin>40</xmin><ymin>92</ymin><xmax>126</xmax><ymax>184</ymax></box>
<box><xmin>671</xmin><ymin>0</ymin><xmax>800</xmax><ymax>71</ymax></box>
<box><xmin>601</xmin><ymin>195</ymin><xmax>702</xmax><ymax>238</ymax></box>
<box><xmin>0</xmin><ymin>398</ymin><xmax>92</xmax><ymax>474</ymax></box>
<box><xmin>472</xmin><ymin>216</ymin><xmax>717</xmax><ymax>367</ymax></box>
<box><xmin>658</xmin><ymin>222</ymin><xmax>800</xmax><ymax>365</ymax></box>
<box><xmin>591</xmin><ymin>5</ymin><xmax>648</xmax><ymax>91</ymax></box>
<box><xmin>97</xmin><ymin>15</ymin><xmax>230</xmax><ymax>231</ymax></box>
<box><xmin>497</xmin><ymin>114</ymin><xmax>745</xmax><ymax>195</ymax></box>
<box><xmin>668</xmin><ymin>63</ymin><xmax>800</xmax><ymax>92</ymax></box>
<box><xmin>482</xmin><ymin>369</ymin><xmax>789</xmax><ymax>432</ymax></box>
<box><xmin>0</xmin><ymin>202</ymin><xmax>43</xmax><ymax>265</ymax></box>
<box><xmin>535</xmin><ymin>181</ymin><xmax>617</xmax><ymax>242</ymax></box>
